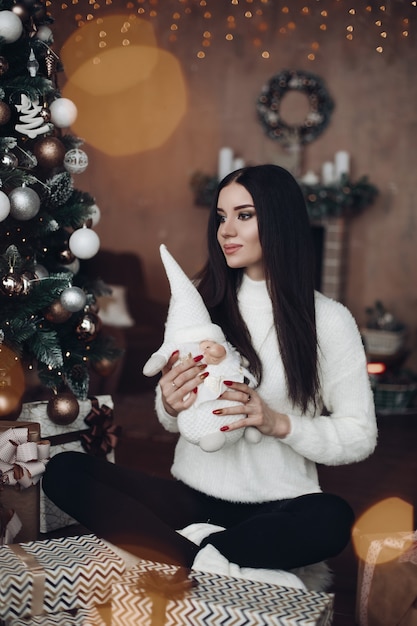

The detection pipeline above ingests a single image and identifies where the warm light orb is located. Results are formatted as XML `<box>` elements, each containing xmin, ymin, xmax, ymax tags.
<box><xmin>367</xmin><ymin>362</ymin><xmax>386</xmax><ymax>375</ymax></box>
<box><xmin>61</xmin><ymin>15</ymin><xmax>187</xmax><ymax>156</ymax></box>
<box><xmin>61</xmin><ymin>16</ymin><xmax>159</xmax><ymax>95</ymax></box>
<box><xmin>352</xmin><ymin>497</ymin><xmax>414</xmax><ymax>564</ymax></box>
<box><xmin>0</xmin><ymin>344</ymin><xmax>25</xmax><ymax>414</ymax></box>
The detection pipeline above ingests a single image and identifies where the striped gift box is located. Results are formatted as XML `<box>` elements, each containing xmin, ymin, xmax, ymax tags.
<box><xmin>111</xmin><ymin>559</ymin><xmax>334</xmax><ymax>625</ymax></box>
<box><xmin>0</xmin><ymin>534</ymin><xmax>125</xmax><ymax>622</ymax></box>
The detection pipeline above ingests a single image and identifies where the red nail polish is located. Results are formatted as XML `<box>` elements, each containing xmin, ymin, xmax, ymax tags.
<box><xmin>223</xmin><ymin>380</ymin><xmax>233</xmax><ymax>386</ymax></box>
<box><xmin>199</xmin><ymin>372</ymin><xmax>209</xmax><ymax>380</ymax></box>
<box><xmin>212</xmin><ymin>409</ymin><xmax>222</xmax><ymax>415</ymax></box>
<box><xmin>220</xmin><ymin>425</ymin><xmax>229</xmax><ymax>432</ymax></box>
<box><xmin>193</xmin><ymin>388</ymin><xmax>198</xmax><ymax>394</ymax></box>
<box><xmin>193</xmin><ymin>354</ymin><xmax>204</xmax><ymax>362</ymax></box>
<box><xmin>171</xmin><ymin>350</ymin><xmax>179</xmax><ymax>358</ymax></box>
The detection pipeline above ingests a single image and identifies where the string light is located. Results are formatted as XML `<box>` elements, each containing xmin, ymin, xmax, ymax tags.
<box><xmin>49</xmin><ymin>0</ymin><xmax>416</xmax><ymax>62</ymax></box>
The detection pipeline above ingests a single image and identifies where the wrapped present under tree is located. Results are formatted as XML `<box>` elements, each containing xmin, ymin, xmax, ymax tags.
<box><xmin>17</xmin><ymin>395</ymin><xmax>120</xmax><ymax>533</ymax></box>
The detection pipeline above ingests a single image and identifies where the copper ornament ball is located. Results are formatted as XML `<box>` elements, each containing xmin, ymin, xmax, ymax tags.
<box><xmin>0</xmin><ymin>101</ymin><xmax>11</xmax><ymax>125</ymax></box>
<box><xmin>0</xmin><ymin>271</ymin><xmax>24</xmax><ymax>297</ymax></box>
<box><xmin>92</xmin><ymin>357</ymin><xmax>118</xmax><ymax>377</ymax></box>
<box><xmin>33</xmin><ymin>136</ymin><xmax>66</xmax><ymax>169</ymax></box>
<box><xmin>44</xmin><ymin>299</ymin><xmax>73</xmax><ymax>323</ymax></box>
<box><xmin>75</xmin><ymin>312</ymin><xmax>101</xmax><ymax>342</ymax></box>
<box><xmin>47</xmin><ymin>391</ymin><xmax>80</xmax><ymax>425</ymax></box>
<box><xmin>0</xmin><ymin>151</ymin><xmax>18</xmax><ymax>169</ymax></box>
<box><xmin>57</xmin><ymin>246</ymin><xmax>76</xmax><ymax>265</ymax></box>
<box><xmin>0</xmin><ymin>56</ymin><xmax>9</xmax><ymax>76</ymax></box>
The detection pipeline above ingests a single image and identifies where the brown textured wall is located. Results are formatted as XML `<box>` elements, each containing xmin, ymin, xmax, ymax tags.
<box><xmin>51</xmin><ymin>2</ymin><xmax>417</xmax><ymax>367</ymax></box>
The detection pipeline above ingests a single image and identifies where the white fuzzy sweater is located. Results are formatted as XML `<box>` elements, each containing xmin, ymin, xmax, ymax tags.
<box><xmin>155</xmin><ymin>274</ymin><xmax>377</xmax><ymax>503</ymax></box>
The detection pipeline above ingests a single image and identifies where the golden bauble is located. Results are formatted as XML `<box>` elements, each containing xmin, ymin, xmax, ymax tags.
<box><xmin>0</xmin><ymin>387</ymin><xmax>22</xmax><ymax>420</ymax></box>
<box><xmin>33</xmin><ymin>136</ymin><xmax>66</xmax><ymax>170</ymax></box>
<box><xmin>47</xmin><ymin>391</ymin><xmax>80</xmax><ymax>425</ymax></box>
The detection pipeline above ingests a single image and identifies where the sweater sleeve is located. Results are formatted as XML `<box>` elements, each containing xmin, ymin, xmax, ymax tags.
<box><xmin>281</xmin><ymin>298</ymin><xmax>377</xmax><ymax>466</ymax></box>
<box><xmin>154</xmin><ymin>384</ymin><xmax>180</xmax><ymax>433</ymax></box>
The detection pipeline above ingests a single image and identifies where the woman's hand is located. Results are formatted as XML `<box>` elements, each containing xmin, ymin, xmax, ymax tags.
<box><xmin>216</xmin><ymin>381</ymin><xmax>291</xmax><ymax>439</ymax></box>
<box><xmin>159</xmin><ymin>351</ymin><xmax>208</xmax><ymax>417</ymax></box>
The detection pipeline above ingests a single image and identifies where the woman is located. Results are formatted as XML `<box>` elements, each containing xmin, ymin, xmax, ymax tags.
<box><xmin>43</xmin><ymin>164</ymin><xmax>377</xmax><ymax>573</ymax></box>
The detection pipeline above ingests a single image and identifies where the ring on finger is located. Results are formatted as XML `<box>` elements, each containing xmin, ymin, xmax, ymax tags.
<box><xmin>172</xmin><ymin>381</ymin><xmax>177</xmax><ymax>388</ymax></box>
<box><xmin>246</xmin><ymin>394</ymin><xmax>251</xmax><ymax>403</ymax></box>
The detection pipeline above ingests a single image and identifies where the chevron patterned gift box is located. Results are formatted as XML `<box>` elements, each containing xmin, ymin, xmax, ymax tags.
<box><xmin>3</xmin><ymin>605</ymin><xmax>108</xmax><ymax>626</ymax></box>
<box><xmin>18</xmin><ymin>395</ymin><xmax>118</xmax><ymax>534</ymax></box>
<box><xmin>0</xmin><ymin>534</ymin><xmax>126</xmax><ymax>623</ymax></box>
<box><xmin>111</xmin><ymin>559</ymin><xmax>334</xmax><ymax>626</ymax></box>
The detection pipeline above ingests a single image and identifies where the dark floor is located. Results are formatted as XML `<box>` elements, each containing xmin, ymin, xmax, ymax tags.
<box><xmin>51</xmin><ymin>392</ymin><xmax>417</xmax><ymax>625</ymax></box>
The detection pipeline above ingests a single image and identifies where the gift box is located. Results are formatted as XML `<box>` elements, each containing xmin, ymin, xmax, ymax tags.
<box><xmin>0</xmin><ymin>534</ymin><xmax>126</xmax><ymax>623</ymax></box>
<box><xmin>2</xmin><ymin>605</ymin><xmax>108</xmax><ymax>626</ymax></box>
<box><xmin>18</xmin><ymin>395</ymin><xmax>120</xmax><ymax>533</ymax></box>
<box><xmin>111</xmin><ymin>559</ymin><xmax>334</xmax><ymax>626</ymax></box>
<box><xmin>0</xmin><ymin>421</ymin><xmax>49</xmax><ymax>544</ymax></box>
<box><xmin>356</xmin><ymin>530</ymin><xmax>417</xmax><ymax>626</ymax></box>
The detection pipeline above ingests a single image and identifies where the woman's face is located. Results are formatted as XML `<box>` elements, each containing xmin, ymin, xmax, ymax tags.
<box><xmin>216</xmin><ymin>182</ymin><xmax>264</xmax><ymax>280</ymax></box>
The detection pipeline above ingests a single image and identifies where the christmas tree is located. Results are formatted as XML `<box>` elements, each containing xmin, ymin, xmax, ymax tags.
<box><xmin>0</xmin><ymin>0</ymin><xmax>121</xmax><ymax>420</ymax></box>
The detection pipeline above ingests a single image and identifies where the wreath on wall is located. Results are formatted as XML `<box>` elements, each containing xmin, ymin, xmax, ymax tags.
<box><xmin>256</xmin><ymin>69</ymin><xmax>335</xmax><ymax>147</ymax></box>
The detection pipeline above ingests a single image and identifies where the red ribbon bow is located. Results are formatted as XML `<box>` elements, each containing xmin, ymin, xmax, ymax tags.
<box><xmin>80</xmin><ymin>398</ymin><xmax>121</xmax><ymax>457</ymax></box>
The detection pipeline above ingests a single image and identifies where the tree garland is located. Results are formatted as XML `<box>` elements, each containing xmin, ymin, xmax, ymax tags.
<box><xmin>256</xmin><ymin>69</ymin><xmax>335</xmax><ymax>147</ymax></box>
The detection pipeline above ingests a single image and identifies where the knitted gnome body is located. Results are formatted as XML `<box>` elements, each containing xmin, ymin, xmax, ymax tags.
<box><xmin>143</xmin><ymin>245</ymin><xmax>261</xmax><ymax>453</ymax></box>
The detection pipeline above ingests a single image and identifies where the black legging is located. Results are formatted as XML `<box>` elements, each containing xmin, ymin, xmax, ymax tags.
<box><xmin>42</xmin><ymin>451</ymin><xmax>354</xmax><ymax>570</ymax></box>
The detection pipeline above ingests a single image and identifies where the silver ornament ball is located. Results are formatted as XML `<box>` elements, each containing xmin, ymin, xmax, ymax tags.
<box><xmin>9</xmin><ymin>187</ymin><xmax>40</xmax><ymax>221</ymax></box>
<box><xmin>60</xmin><ymin>286</ymin><xmax>87</xmax><ymax>312</ymax></box>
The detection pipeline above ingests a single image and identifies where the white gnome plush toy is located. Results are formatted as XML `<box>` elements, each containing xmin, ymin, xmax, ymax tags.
<box><xmin>143</xmin><ymin>244</ymin><xmax>262</xmax><ymax>453</ymax></box>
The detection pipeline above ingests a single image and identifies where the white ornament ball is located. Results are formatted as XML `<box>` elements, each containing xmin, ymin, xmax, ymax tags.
<box><xmin>88</xmin><ymin>203</ymin><xmax>101</xmax><ymax>227</ymax></box>
<box><xmin>69</xmin><ymin>228</ymin><xmax>100</xmax><ymax>260</ymax></box>
<box><xmin>0</xmin><ymin>190</ymin><xmax>11</xmax><ymax>222</ymax></box>
<box><xmin>35</xmin><ymin>25</ymin><xmax>53</xmax><ymax>42</ymax></box>
<box><xmin>49</xmin><ymin>98</ymin><xmax>78</xmax><ymax>128</ymax></box>
<box><xmin>0</xmin><ymin>10</ymin><xmax>23</xmax><ymax>44</ymax></box>
<box><xmin>244</xmin><ymin>426</ymin><xmax>263</xmax><ymax>444</ymax></box>
<box><xmin>64</xmin><ymin>149</ymin><xmax>88</xmax><ymax>174</ymax></box>
<box><xmin>60</xmin><ymin>286</ymin><xmax>87</xmax><ymax>312</ymax></box>
<box><xmin>9</xmin><ymin>187</ymin><xmax>40</xmax><ymax>221</ymax></box>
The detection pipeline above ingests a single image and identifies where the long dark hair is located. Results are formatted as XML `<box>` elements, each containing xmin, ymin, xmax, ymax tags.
<box><xmin>196</xmin><ymin>164</ymin><xmax>319</xmax><ymax>412</ymax></box>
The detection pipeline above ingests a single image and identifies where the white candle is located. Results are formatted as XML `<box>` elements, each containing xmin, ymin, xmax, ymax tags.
<box><xmin>301</xmin><ymin>170</ymin><xmax>319</xmax><ymax>185</ymax></box>
<box><xmin>218</xmin><ymin>147</ymin><xmax>234</xmax><ymax>181</ymax></box>
<box><xmin>321</xmin><ymin>161</ymin><xmax>335</xmax><ymax>186</ymax></box>
<box><xmin>335</xmin><ymin>150</ymin><xmax>350</xmax><ymax>181</ymax></box>
<box><xmin>233</xmin><ymin>157</ymin><xmax>245</xmax><ymax>170</ymax></box>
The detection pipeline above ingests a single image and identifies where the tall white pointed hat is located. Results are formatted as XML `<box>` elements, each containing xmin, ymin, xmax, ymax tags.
<box><xmin>142</xmin><ymin>244</ymin><xmax>225</xmax><ymax>377</ymax></box>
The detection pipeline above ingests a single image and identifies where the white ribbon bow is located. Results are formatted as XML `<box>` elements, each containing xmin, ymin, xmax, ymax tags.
<box><xmin>0</xmin><ymin>427</ymin><xmax>50</xmax><ymax>488</ymax></box>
